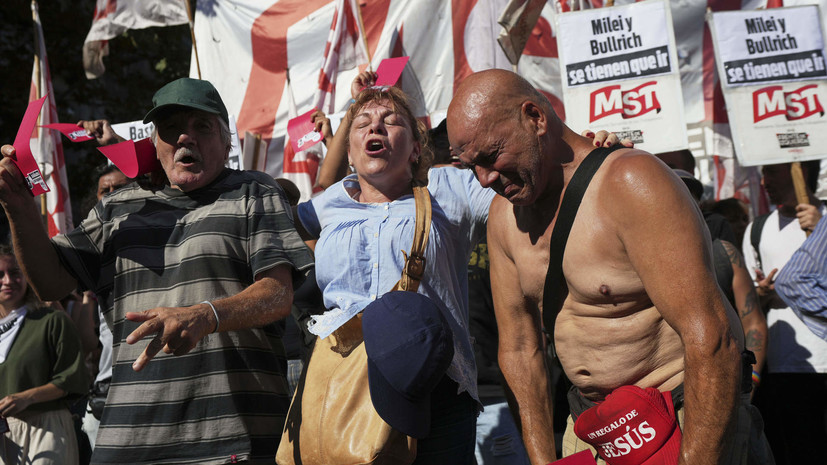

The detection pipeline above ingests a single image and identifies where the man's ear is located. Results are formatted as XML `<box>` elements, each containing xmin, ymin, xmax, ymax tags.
<box><xmin>521</xmin><ymin>101</ymin><xmax>547</xmax><ymax>137</ymax></box>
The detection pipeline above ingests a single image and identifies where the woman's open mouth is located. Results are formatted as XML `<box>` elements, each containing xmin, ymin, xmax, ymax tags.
<box><xmin>365</xmin><ymin>139</ymin><xmax>386</xmax><ymax>155</ymax></box>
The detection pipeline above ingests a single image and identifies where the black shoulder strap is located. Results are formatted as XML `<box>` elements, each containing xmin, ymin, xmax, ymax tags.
<box><xmin>750</xmin><ymin>213</ymin><xmax>770</xmax><ymax>271</ymax></box>
<box><xmin>542</xmin><ymin>146</ymin><xmax>621</xmax><ymax>340</ymax></box>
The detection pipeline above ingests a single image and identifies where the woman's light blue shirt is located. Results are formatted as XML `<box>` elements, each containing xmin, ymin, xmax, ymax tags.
<box><xmin>297</xmin><ymin>167</ymin><xmax>495</xmax><ymax>401</ymax></box>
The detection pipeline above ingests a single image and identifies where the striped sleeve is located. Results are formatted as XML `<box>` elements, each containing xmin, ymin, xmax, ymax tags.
<box><xmin>776</xmin><ymin>217</ymin><xmax>827</xmax><ymax>341</ymax></box>
<box><xmin>51</xmin><ymin>202</ymin><xmax>106</xmax><ymax>293</ymax></box>
<box><xmin>247</xmin><ymin>179</ymin><xmax>314</xmax><ymax>285</ymax></box>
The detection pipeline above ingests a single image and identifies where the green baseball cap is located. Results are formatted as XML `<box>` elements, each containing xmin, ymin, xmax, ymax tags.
<box><xmin>143</xmin><ymin>78</ymin><xmax>229</xmax><ymax>126</ymax></box>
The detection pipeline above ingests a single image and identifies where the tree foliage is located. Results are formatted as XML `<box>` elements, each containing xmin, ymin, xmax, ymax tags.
<box><xmin>1</xmin><ymin>0</ymin><xmax>191</xmax><ymax>223</ymax></box>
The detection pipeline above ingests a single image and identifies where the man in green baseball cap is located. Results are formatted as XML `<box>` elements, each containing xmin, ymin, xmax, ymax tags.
<box><xmin>144</xmin><ymin>77</ymin><xmax>233</xmax><ymax>192</ymax></box>
<box><xmin>0</xmin><ymin>78</ymin><xmax>314</xmax><ymax>464</ymax></box>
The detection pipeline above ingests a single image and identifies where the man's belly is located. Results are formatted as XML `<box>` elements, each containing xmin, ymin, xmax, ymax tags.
<box><xmin>554</xmin><ymin>304</ymin><xmax>685</xmax><ymax>401</ymax></box>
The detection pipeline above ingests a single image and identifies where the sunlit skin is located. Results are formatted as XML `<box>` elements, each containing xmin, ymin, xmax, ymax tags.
<box><xmin>96</xmin><ymin>169</ymin><xmax>129</xmax><ymax>201</ymax></box>
<box><xmin>347</xmin><ymin>100</ymin><xmax>420</xmax><ymax>202</ymax></box>
<box><xmin>447</xmin><ymin>70</ymin><xmax>745</xmax><ymax>465</ymax></box>
<box><xmin>154</xmin><ymin>110</ymin><xmax>228</xmax><ymax>192</ymax></box>
<box><xmin>451</xmin><ymin>110</ymin><xmax>548</xmax><ymax>206</ymax></box>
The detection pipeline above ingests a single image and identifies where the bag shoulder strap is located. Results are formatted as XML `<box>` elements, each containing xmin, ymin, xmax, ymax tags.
<box><xmin>394</xmin><ymin>182</ymin><xmax>432</xmax><ymax>293</ymax></box>
<box><xmin>542</xmin><ymin>146</ymin><xmax>621</xmax><ymax>338</ymax></box>
<box><xmin>750</xmin><ymin>212</ymin><xmax>770</xmax><ymax>271</ymax></box>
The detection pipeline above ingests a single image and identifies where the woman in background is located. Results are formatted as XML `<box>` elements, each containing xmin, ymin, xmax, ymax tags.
<box><xmin>0</xmin><ymin>244</ymin><xmax>87</xmax><ymax>465</ymax></box>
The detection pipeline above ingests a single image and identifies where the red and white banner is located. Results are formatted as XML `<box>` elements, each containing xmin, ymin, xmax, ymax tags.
<box><xmin>31</xmin><ymin>1</ymin><xmax>72</xmax><ymax>237</ymax></box>
<box><xmin>192</xmin><ymin>0</ymin><xmax>566</xmax><ymax>183</ymax></box>
<box><xmin>83</xmin><ymin>0</ymin><xmax>188</xmax><ymax>78</ymax></box>
<box><xmin>186</xmin><ymin>0</ymin><xmax>826</xmax><ymax>207</ymax></box>
<box><xmin>284</xmin><ymin>77</ymin><xmax>323</xmax><ymax>202</ymax></box>
<box><xmin>315</xmin><ymin>0</ymin><xmax>370</xmax><ymax>113</ymax></box>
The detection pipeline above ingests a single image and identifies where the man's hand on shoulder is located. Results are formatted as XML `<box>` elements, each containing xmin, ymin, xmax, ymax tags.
<box><xmin>580</xmin><ymin>129</ymin><xmax>635</xmax><ymax>149</ymax></box>
<box><xmin>125</xmin><ymin>302</ymin><xmax>217</xmax><ymax>371</ymax></box>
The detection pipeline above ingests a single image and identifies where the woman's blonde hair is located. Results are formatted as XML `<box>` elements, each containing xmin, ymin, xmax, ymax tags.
<box><xmin>345</xmin><ymin>86</ymin><xmax>433</xmax><ymax>182</ymax></box>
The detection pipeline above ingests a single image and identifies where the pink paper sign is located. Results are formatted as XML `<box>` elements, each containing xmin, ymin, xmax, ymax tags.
<box><xmin>40</xmin><ymin>123</ymin><xmax>95</xmax><ymax>142</ymax></box>
<box><xmin>97</xmin><ymin>138</ymin><xmax>161</xmax><ymax>178</ymax></box>
<box><xmin>552</xmin><ymin>451</ymin><xmax>598</xmax><ymax>465</ymax></box>
<box><xmin>374</xmin><ymin>56</ymin><xmax>410</xmax><ymax>87</ymax></box>
<box><xmin>12</xmin><ymin>96</ymin><xmax>50</xmax><ymax>196</ymax></box>
<box><xmin>287</xmin><ymin>109</ymin><xmax>322</xmax><ymax>153</ymax></box>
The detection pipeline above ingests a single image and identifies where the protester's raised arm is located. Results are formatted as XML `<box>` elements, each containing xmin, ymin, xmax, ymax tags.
<box><xmin>317</xmin><ymin>71</ymin><xmax>379</xmax><ymax>189</ymax></box>
<box><xmin>0</xmin><ymin>145</ymin><xmax>77</xmax><ymax>301</ymax></box>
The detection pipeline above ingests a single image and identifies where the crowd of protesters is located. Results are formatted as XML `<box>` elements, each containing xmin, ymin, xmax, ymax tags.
<box><xmin>0</xmin><ymin>68</ymin><xmax>823</xmax><ymax>465</ymax></box>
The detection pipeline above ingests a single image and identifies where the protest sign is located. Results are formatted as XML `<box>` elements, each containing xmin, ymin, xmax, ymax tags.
<box><xmin>112</xmin><ymin>120</ymin><xmax>154</xmax><ymax>142</ymax></box>
<box><xmin>374</xmin><ymin>56</ymin><xmax>410</xmax><ymax>87</ymax></box>
<box><xmin>97</xmin><ymin>138</ymin><xmax>161</xmax><ymax>178</ymax></box>
<box><xmin>12</xmin><ymin>96</ymin><xmax>50</xmax><ymax>197</ymax></box>
<box><xmin>709</xmin><ymin>5</ymin><xmax>827</xmax><ymax>167</ymax></box>
<box><xmin>40</xmin><ymin>123</ymin><xmax>95</xmax><ymax>142</ymax></box>
<box><xmin>287</xmin><ymin>109</ymin><xmax>323</xmax><ymax>154</ymax></box>
<box><xmin>556</xmin><ymin>0</ymin><xmax>686</xmax><ymax>154</ymax></box>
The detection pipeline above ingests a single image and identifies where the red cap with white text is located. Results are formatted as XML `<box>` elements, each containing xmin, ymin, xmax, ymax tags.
<box><xmin>573</xmin><ymin>386</ymin><xmax>681</xmax><ymax>465</ymax></box>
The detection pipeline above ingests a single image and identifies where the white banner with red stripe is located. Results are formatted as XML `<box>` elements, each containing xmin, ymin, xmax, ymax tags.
<box><xmin>31</xmin><ymin>1</ymin><xmax>72</xmax><ymax>237</ymax></box>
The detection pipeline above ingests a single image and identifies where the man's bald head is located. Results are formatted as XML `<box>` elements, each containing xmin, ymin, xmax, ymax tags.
<box><xmin>446</xmin><ymin>70</ymin><xmax>566</xmax><ymax>206</ymax></box>
<box><xmin>448</xmin><ymin>69</ymin><xmax>556</xmax><ymax>130</ymax></box>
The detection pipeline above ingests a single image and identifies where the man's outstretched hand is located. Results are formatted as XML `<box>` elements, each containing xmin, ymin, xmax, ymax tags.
<box><xmin>125</xmin><ymin>303</ymin><xmax>217</xmax><ymax>371</ymax></box>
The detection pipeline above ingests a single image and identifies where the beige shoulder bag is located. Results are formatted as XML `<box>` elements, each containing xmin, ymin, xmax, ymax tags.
<box><xmin>277</xmin><ymin>183</ymin><xmax>432</xmax><ymax>465</ymax></box>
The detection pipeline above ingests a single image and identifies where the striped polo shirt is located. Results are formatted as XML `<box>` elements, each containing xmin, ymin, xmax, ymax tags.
<box><xmin>52</xmin><ymin>169</ymin><xmax>314</xmax><ymax>464</ymax></box>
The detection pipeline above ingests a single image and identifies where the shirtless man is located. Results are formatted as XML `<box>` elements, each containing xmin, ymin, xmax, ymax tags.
<box><xmin>447</xmin><ymin>69</ymin><xmax>765</xmax><ymax>465</ymax></box>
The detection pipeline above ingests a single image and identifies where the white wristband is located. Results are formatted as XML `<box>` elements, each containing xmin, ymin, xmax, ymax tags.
<box><xmin>202</xmin><ymin>300</ymin><xmax>220</xmax><ymax>333</ymax></box>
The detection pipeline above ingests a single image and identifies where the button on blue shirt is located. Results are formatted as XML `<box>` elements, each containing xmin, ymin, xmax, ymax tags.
<box><xmin>297</xmin><ymin>167</ymin><xmax>495</xmax><ymax>401</ymax></box>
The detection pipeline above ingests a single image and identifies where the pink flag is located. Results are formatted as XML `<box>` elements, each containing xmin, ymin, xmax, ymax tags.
<box><xmin>374</xmin><ymin>56</ymin><xmax>410</xmax><ymax>87</ymax></box>
<box><xmin>285</xmin><ymin>77</ymin><xmax>323</xmax><ymax>203</ymax></box>
<box><xmin>40</xmin><ymin>123</ymin><xmax>95</xmax><ymax>143</ymax></box>
<box><xmin>83</xmin><ymin>0</ymin><xmax>187</xmax><ymax>79</ymax></box>
<box><xmin>97</xmin><ymin>138</ymin><xmax>161</xmax><ymax>178</ymax></box>
<box><xmin>315</xmin><ymin>0</ymin><xmax>370</xmax><ymax>113</ymax></box>
<box><xmin>30</xmin><ymin>1</ymin><xmax>72</xmax><ymax>237</ymax></box>
<box><xmin>13</xmin><ymin>97</ymin><xmax>50</xmax><ymax>197</ymax></box>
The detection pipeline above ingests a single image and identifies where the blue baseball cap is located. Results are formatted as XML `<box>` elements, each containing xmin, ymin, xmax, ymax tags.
<box><xmin>362</xmin><ymin>291</ymin><xmax>454</xmax><ymax>439</ymax></box>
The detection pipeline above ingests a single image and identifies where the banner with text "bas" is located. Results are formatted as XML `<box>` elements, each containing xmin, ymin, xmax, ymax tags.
<box><xmin>556</xmin><ymin>0</ymin><xmax>686</xmax><ymax>155</ymax></box>
<box><xmin>709</xmin><ymin>5</ymin><xmax>827</xmax><ymax>166</ymax></box>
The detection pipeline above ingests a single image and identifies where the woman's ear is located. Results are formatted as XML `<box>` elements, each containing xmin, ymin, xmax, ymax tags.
<box><xmin>409</xmin><ymin>141</ymin><xmax>422</xmax><ymax>163</ymax></box>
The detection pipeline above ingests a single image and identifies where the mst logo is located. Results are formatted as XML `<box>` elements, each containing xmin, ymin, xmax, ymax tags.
<box><xmin>753</xmin><ymin>84</ymin><xmax>825</xmax><ymax>123</ymax></box>
<box><xmin>590</xmin><ymin>81</ymin><xmax>661</xmax><ymax>123</ymax></box>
